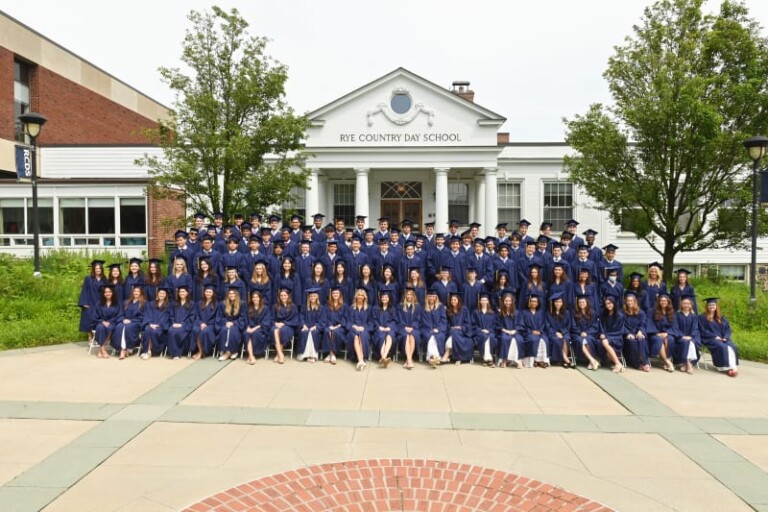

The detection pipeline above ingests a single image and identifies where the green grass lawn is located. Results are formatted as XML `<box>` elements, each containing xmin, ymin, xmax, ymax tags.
<box><xmin>1</xmin><ymin>252</ymin><xmax>767</xmax><ymax>362</ymax></box>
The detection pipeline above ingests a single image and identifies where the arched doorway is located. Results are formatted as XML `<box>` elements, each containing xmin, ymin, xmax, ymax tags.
<box><xmin>380</xmin><ymin>181</ymin><xmax>422</xmax><ymax>230</ymax></box>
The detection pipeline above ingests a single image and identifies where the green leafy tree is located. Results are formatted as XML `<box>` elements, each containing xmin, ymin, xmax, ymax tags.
<box><xmin>138</xmin><ymin>6</ymin><xmax>309</xmax><ymax>220</ymax></box>
<box><xmin>564</xmin><ymin>0</ymin><xmax>768</xmax><ymax>280</ymax></box>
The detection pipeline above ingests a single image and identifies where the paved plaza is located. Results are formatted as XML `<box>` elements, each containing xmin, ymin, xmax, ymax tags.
<box><xmin>1</xmin><ymin>343</ymin><xmax>768</xmax><ymax>511</ymax></box>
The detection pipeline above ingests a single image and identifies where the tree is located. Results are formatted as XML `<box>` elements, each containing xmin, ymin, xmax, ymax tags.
<box><xmin>563</xmin><ymin>0</ymin><xmax>768</xmax><ymax>280</ymax></box>
<box><xmin>138</xmin><ymin>6</ymin><xmax>309</xmax><ymax>220</ymax></box>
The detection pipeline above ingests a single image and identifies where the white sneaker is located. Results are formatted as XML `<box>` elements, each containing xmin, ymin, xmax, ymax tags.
<box><xmin>140</xmin><ymin>353</ymin><xmax>149</xmax><ymax>360</ymax></box>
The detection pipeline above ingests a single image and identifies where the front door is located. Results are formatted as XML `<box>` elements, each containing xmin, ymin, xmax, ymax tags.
<box><xmin>380</xmin><ymin>181</ymin><xmax>423</xmax><ymax>231</ymax></box>
<box><xmin>380</xmin><ymin>199</ymin><xmax>422</xmax><ymax>231</ymax></box>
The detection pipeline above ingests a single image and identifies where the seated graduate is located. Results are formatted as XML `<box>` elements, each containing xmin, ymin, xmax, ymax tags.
<box><xmin>398</xmin><ymin>285</ymin><xmax>423</xmax><ymax>370</ymax></box>
<box><xmin>93</xmin><ymin>284</ymin><xmax>120</xmax><ymax>359</ymax></box>
<box><xmin>472</xmin><ymin>291</ymin><xmax>497</xmax><ymax>367</ymax></box>
<box><xmin>216</xmin><ymin>285</ymin><xmax>246</xmax><ymax>361</ymax></box>
<box><xmin>646</xmin><ymin>292</ymin><xmax>677</xmax><ymax>372</ymax></box>
<box><xmin>347</xmin><ymin>287</ymin><xmax>373</xmax><ymax>370</ymax></box>
<box><xmin>192</xmin><ymin>284</ymin><xmax>219</xmax><ymax>359</ymax></box>
<box><xmin>598</xmin><ymin>295</ymin><xmax>626</xmax><ymax>373</ymax></box>
<box><xmin>111</xmin><ymin>284</ymin><xmax>146</xmax><ymax>359</ymax></box>
<box><xmin>545</xmin><ymin>291</ymin><xmax>573</xmax><ymax>368</ymax></box>
<box><xmin>140</xmin><ymin>286</ymin><xmax>171</xmax><ymax>359</ymax></box>
<box><xmin>421</xmin><ymin>286</ymin><xmax>449</xmax><ymax>365</ymax></box>
<box><xmin>296</xmin><ymin>287</ymin><xmax>323</xmax><ymax>362</ymax></box>
<box><xmin>321</xmin><ymin>285</ymin><xmax>348</xmax><ymax>364</ymax></box>
<box><xmin>517</xmin><ymin>290</ymin><xmax>550</xmax><ymax>368</ymax></box>
<box><xmin>622</xmin><ymin>291</ymin><xmax>649</xmax><ymax>372</ymax></box>
<box><xmin>571</xmin><ymin>292</ymin><xmax>600</xmax><ymax>370</ymax></box>
<box><xmin>249</xmin><ymin>261</ymin><xmax>274</xmax><ymax>310</ymax></box>
<box><xmin>168</xmin><ymin>285</ymin><xmax>195</xmax><ymax>359</ymax></box>
<box><xmin>698</xmin><ymin>297</ymin><xmax>739</xmax><ymax>377</ymax></box>
<box><xmin>372</xmin><ymin>289</ymin><xmax>397</xmax><ymax>367</ymax></box>
<box><xmin>244</xmin><ymin>289</ymin><xmax>272</xmax><ymax>364</ymax></box>
<box><xmin>270</xmin><ymin>286</ymin><xmax>299</xmax><ymax>364</ymax></box>
<box><xmin>445</xmin><ymin>292</ymin><xmax>473</xmax><ymax>365</ymax></box>
<box><xmin>671</xmin><ymin>294</ymin><xmax>701</xmax><ymax>374</ymax></box>
<box><xmin>496</xmin><ymin>290</ymin><xmax>524</xmax><ymax>368</ymax></box>
<box><xmin>79</xmin><ymin>259</ymin><xmax>106</xmax><ymax>341</ymax></box>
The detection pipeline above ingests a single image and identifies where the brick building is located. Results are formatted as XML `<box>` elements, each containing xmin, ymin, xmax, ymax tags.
<box><xmin>0</xmin><ymin>10</ymin><xmax>181</xmax><ymax>258</ymax></box>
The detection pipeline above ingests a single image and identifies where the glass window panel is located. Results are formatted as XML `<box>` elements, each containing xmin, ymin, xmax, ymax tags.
<box><xmin>333</xmin><ymin>184</ymin><xmax>355</xmax><ymax>226</ymax></box>
<box><xmin>448</xmin><ymin>183</ymin><xmax>469</xmax><ymax>225</ymax></box>
<box><xmin>88</xmin><ymin>207</ymin><xmax>115</xmax><ymax>234</ymax></box>
<box><xmin>543</xmin><ymin>182</ymin><xmax>573</xmax><ymax>228</ymax></box>
<box><xmin>497</xmin><ymin>182</ymin><xmax>521</xmax><ymax>227</ymax></box>
<box><xmin>89</xmin><ymin>198</ymin><xmax>115</xmax><ymax>207</ymax></box>
<box><xmin>718</xmin><ymin>265</ymin><xmax>746</xmax><ymax>280</ymax></box>
<box><xmin>0</xmin><ymin>204</ymin><xmax>24</xmax><ymax>234</ymax></box>
<box><xmin>26</xmin><ymin>207</ymin><xmax>54</xmax><ymax>234</ymax></box>
<box><xmin>120</xmin><ymin>198</ymin><xmax>146</xmax><ymax>234</ymax></box>
<box><xmin>60</xmin><ymin>198</ymin><xmax>85</xmax><ymax>208</ymax></box>
<box><xmin>61</xmin><ymin>202</ymin><xmax>86</xmax><ymax>234</ymax></box>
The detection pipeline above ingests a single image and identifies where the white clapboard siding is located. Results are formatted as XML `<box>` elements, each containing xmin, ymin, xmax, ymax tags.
<box><xmin>39</xmin><ymin>146</ymin><xmax>163</xmax><ymax>179</ymax></box>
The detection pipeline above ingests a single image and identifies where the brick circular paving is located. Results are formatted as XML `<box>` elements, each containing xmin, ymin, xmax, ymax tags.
<box><xmin>184</xmin><ymin>459</ymin><xmax>613</xmax><ymax>512</ymax></box>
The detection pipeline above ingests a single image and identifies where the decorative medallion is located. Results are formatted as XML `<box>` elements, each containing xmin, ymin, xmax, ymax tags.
<box><xmin>367</xmin><ymin>87</ymin><xmax>435</xmax><ymax>127</ymax></box>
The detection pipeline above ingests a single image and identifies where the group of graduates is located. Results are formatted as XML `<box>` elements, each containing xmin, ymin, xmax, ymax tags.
<box><xmin>77</xmin><ymin>212</ymin><xmax>740</xmax><ymax>376</ymax></box>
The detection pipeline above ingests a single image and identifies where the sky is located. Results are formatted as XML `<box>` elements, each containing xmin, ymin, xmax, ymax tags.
<box><xmin>4</xmin><ymin>0</ymin><xmax>768</xmax><ymax>141</ymax></box>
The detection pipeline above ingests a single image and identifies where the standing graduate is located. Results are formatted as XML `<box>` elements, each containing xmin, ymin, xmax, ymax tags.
<box><xmin>296</xmin><ymin>288</ymin><xmax>323</xmax><ymax>362</ymax></box>
<box><xmin>497</xmin><ymin>290</ymin><xmax>525</xmax><ymax>368</ymax></box>
<box><xmin>671</xmin><ymin>295</ymin><xmax>701</xmax><ymax>374</ymax></box>
<box><xmin>167</xmin><ymin>285</ymin><xmax>195</xmax><ymax>359</ymax></box>
<box><xmin>518</xmin><ymin>263</ymin><xmax>546</xmax><ymax>312</ymax></box>
<box><xmin>698</xmin><ymin>297</ymin><xmax>739</xmax><ymax>377</ymax></box>
<box><xmin>321</xmin><ymin>286</ymin><xmax>348</xmax><ymax>364</ymax></box>
<box><xmin>421</xmin><ymin>287</ymin><xmax>449</xmax><ymax>365</ymax></box>
<box><xmin>123</xmin><ymin>258</ymin><xmax>145</xmax><ymax>292</ymax></box>
<box><xmin>643</xmin><ymin>262</ymin><xmax>667</xmax><ymax>314</ymax></box>
<box><xmin>398</xmin><ymin>286</ymin><xmax>422</xmax><ymax>369</ymax></box>
<box><xmin>140</xmin><ymin>286</ymin><xmax>171</xmax><ymax>359</ymax></box>
<box><xmin>490</xmin><ymin>270</ymin><xmax>515</xmax><ymax>311</ymax></box>
<box><xmin>372</xmin><ymin>290</ymin><xmax>397</xmax><ymax>367</ymax></box>
<box><xmin>220</xmin><ymin>265</ymin><xmax>247</xmax><ymax>303</ymax></box>
<box><xmin>93</xmin><ymin>284</ymin><xmax>120</xmax><ymax>359</ymax></box>
<box><xmin>277</xmin><ymin>255</ymin><xmax>303</xmax><ymax>307</ymax></box>
<box><xmin>111</xmin><ymin>284</ymin><xmax>146</xmax><ymax>359</ymax></box>
<box><xmin>571</xmin><ymin>294</ymin><xmax>600</xmax><ymax>370</ymax></box>
<box><xmin>646</xmin><ymin>292</ymin><xmax>677</xmax><ymax>372</ymax></box>
<box><xmin>347</xmin><ymin>288</ymin><xmax>373</xmax><ymax>370</ymax></box>
<box><xmin>622</xmin><ymin>291</ymin><xmax>649</xmax><ymax>371</ymax></box>
<box><xmin>78</xmin><ymin>259</ymin><xmax>106</xmax><ymax>339</ymax></box>
<box><xmin>145</xmin><ymin>258</ymin><xmax>163</xmax><ymax>302</ymax></box>
<box><xmin>244</xmin><ymin>290</ymin><xmax>272</xmax><ymax>364</ymax></box>
<box><xmin>598</xmin><ymin>296</ymin><xmax>625</xmax><ymax>373</ymax></box>
<box><xmin>518</xmin><ymin>290</ymin><xmax>550</xmax><ymax>368</ymax></box>
<box><xmin>546</xmin><ymin>291</ymin><xmax>573</xmax><ymax>368</ymax></box>
<box><xmin>107</xmin><ymin>263</ymin><xmax>125</xmax><ymax>304</ymax></box>
<box><xmin>378</xmin><ymin>264</ymin><xmax>400</xmax><ymax>305</ymax></box>
<box><xmin>445</xmin><ymin>293</ymin><xmax>474</xmax><ymax>365</ymax></box>
<box><xmin>670</xmin><ymin>269</ymin><xmax>698</xmax><ymax>313</ymax></box>
<box><xmin>249</xmin><ymin>261</ymin><xmax>274</xmax><ymax>310</ymax></box>
<box><xmin>357</xmin><ymin>263</ymin><xmax>378</xmax><ymax>307</ymax></box>
<box><xmin>194</xmin><ymin>256</ymin><xmax>219</xmax><ymax>303</ymax></box>
<box><xmin>192</xmin><ymin>284</ymin><xmax>219</xmax><ymax>359</ymax></box>
<box><xmin>461</xmin><ymin>267</ymin><xmax>484</xmax><ymax>313</ymax></box>
<box><xmin>271</xmin><ymin>287</ymin><xmax>299</xmax><ymax>364</ymax></box>
<box><xmin>330</xmin><ymin>260</ymin><xmax>354</xmax><ymax>305</ymax></box>
<box><xmin>472</xmin><ymin>292</ymin><xmax>497</xmax><ymax>367</ymax></box>
<box><xmin>164</xmin><ymin>256</ymin><xmax>193</xmax><ymax>299</ymax></box>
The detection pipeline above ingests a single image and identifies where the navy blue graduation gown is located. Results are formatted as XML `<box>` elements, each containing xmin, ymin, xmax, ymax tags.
<box><xmin>346</xmin><ymin>306</ymin><xmax>373</xmax><ymax>360</ymax></box>
<box><xmin>372</xmin><ymin>306</ymin><xmax>398</xmax><ymax>356</ymax></box>
<box><xmin>572</xmin><ymin>283</ymin><xmax>600</xmax><ymax>315</ymax></box>
<box><xmin>570</xmin><ymin>311</ymin><xmax>599</xmax><ymax>355</ymax></box>
<box><xmin>111</xmin><ymin>299</ymin><xmax>145</xmax><ymax>351</ymax></box>
<box><xmin>378</xmin><ymin>280</ymin><xmax>400</xmax><ymax>305</ymax></box>
<box><xmin>272</xmin><ymin>303</ymin><xmax>299</xmax><ymax>347</ymax></box>
<box><xmin>92</xmin><ymin>301</ymin><xmax>120</xmax><ymax>346</ymax></box>
<box><xmin>698</xmin><ymin>314</ymin><xmax>739</xmax><ymax>369</ymax></box>
<box><xmin>141</xmin><ymin>301</ymin><xmax>171</xmax><ymax>355</ymax></box>
<box><xmin>124</xmin><ymin>273</ymin><xmax>145</xmax><ymax>293</ymax></box>
<box><xmin>545</xmin><ymin>310</ymin><xmax>572</xmax><ymax>364</ymax></box>
<box><xmin>330</xmin><ymin>277</ymin><xmax>354</xmax><ymax>305</ymax></box>
<box><xmin>517</xmin><ymin>309</ymin><xmax>548</xmax><ymax>358</ymax></box>
<box><xmin>320</xmin><ymin>304</ymin><xmax>348</xmax><ymax>354</ymax></box>
<box><xmin>496</xmin><ymin>311</ymin><xmax>524</xmax><ymax>362</ymax></box>
<box><xmin>671</xmin><ymin>311</ymin><xmax>701</xmax><ymax>365</ymax></box>
<box><xmin>168</xmin><ymin>302</ymin><xmax>195</xmax><ymax>357</ymax></box>
<box><xmin>670</xmin><ymin>284</ymin><xmax>698</xmax><ymax>313</ymax></box>
<box><xmin>623</xmin><ymin>310</ymin><xmax>649</xmax><ymax>368</ymax></box>
<box><xmin>248</xmin><ymin>280</ymin><xmax>275</xmax><ymax>309</ymax></box>
<box><xmin>78</xmin><ymin>276</ymin><xmax>106</xmax><ymax>332</ymax></box>
<box><xmin>433</xmin><ymin>280</ymin><xmax>457</xmax><ymax>307</ymax></box>
<box><xmin>163</xmin><ymin>272</ymin><xmax>193</xmax><ymax>299</ymax></box>
<box><xmin>420</xmin><ymin>305</ymin><xmax>448</xmax><ymax>354</ymax></box>
<box><xmin>461</xmin><ymin>280</ymin><xmax>483</xmax><ymax>312</ymax></box>
<box><xmin>642</xmin><ymin>282</ymin><xmax>667</xmax><ymax>313</ymax></box>
<box><xmin>297</xmin><ymin>306</ymin><xmax>323</xmax><ymax>357</ymax></box>
<box><xmin>472</xmin><ymin>309</ymin><xmax>498</xmax><ymax>356</ymax></box>
<box><xmin>447</xmin><ymin>307</ymin><xmax>474</xmax><ymax>362</ymax></box>
<box><xmin>518</xmin><ymin>282</ymin><xmax>546</xmax><ymax>312</ymax></box>
<box><xmin>194</xmin><ymin>273</ymin><xmax>219</xmax><ymax>302</ymax></box>
<box><xmin>303</xmin><ymin>278</ymin><xmax>330</xmax><ymax>306</ymax></box>
<box><xmin>245</xmin><ymin>305</ymin><xmax>272</xmax><ymax>355</ymax></box>
<box><xmin>193</xmin><ymin>301</ymin><xmax>219</xmax><ymax>356</ymax></box>
<box><xmin>599</xmin><ymin>311</ymin><xmax>625</xmax><ymax>352</ymax></box>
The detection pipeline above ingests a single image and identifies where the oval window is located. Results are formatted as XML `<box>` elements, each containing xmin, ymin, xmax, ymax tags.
<box><xmin>390</xmin><ymin>93</ymin><xmax>412</xmax><ymax>114</ymax></box>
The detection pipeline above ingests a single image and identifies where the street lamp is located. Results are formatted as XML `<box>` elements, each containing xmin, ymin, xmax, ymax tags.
<box><xmin>17</xmin><ymin>112</ymin><xmax>48</xmax><ymax>278</ymax></box>
<box><xmin>743</xmin><ymin>135</ymin><xmax>768</xmax><ymax>308</ymax></box>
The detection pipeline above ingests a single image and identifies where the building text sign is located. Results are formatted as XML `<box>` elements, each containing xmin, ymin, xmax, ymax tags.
<box><xmin>338</xmin><ymin>132</ymin><xmax>463</xmax><ymax>143</ymax></box>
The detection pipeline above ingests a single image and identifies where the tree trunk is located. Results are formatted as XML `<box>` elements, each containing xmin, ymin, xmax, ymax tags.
<box><xmin>662</xmin><ymin>239</ymin><xmax>677</xmax><ymax>283</ymax></box>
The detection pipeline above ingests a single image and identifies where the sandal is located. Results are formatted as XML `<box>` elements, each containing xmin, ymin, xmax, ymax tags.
<box><xmin>499</xmin><ymin>361</ymin><xmax>507</xmax><ymax>368</ymax></box>
<box><xmin>330</xmin><ymin>354</ymin><xmax>337</xmax><ymax>365</ymax></box>
<box><xmin>641</xmin><ymin>364</ymin><xmax>651</xmax><ymax>372</ymax></box>
<box><xmin>727</xmin><ymin>369</ymin><xmax>738</xmax><ymax>378</ymax></box>
<box><xmin>246</xmin><ymin>357</ymin><xmax>256</xmax><ymax>365</ymax></box>
<box><xmin>612</xmin><ymin>364</ymin><xmax>624</xmax><ymax>373</ymax></box>
<box><xmin>356</xmin><ymin>361</ymin><xmax>364</xmax><ymax>371</ymax></box>
<box><xmin>663</xmin><ymin>359</ymin><xmax>674</xmax><ymax>372</ymax></box>
<box><xmin>323</xmin><ymin>355</ymin><xmax>331</xmax><ymax>363</ymax></box>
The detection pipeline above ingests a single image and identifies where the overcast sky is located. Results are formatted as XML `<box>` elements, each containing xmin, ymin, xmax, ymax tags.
<box><xmin>4</xmin><ymin>0</ymin><xmax>768</xmax><ymax>140</ymax></box>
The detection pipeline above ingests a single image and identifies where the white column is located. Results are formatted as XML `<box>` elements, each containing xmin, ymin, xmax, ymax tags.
<box><xmin>318</xmin><ymin>174</ymin><xmax>329</xmax><ymax>218</ymax></box>
<box><xmin>305</xmin><ymin>169</ymin><xmax>320</xmax><ymax>217</ymax></box>
<box><xmin>434</xmin><ymin>167</ymin><xmax>450</xmax><ymax>231</ymax></box>
<box><xmin>355</xmin><ymin>167</ymin><xmax>370</xmax><ymax>221</ymax></box>
<box><xmin>484</xmin><ymin>167</ymin><xmax>498</xmax><ymax>238</ymax></box>
<box><xmin>474</xmin><ymin>174</ymin><xmax>486</xmax><ymax>230</ymax></box>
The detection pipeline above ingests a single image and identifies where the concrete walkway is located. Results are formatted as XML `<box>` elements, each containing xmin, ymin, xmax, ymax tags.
<box><xmin>0</xmin><ymin>343</ymin><xmax>767</xmax><ymax>511</ymax></box>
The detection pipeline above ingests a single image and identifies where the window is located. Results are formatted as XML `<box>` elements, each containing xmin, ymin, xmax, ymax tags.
<box><xmin>88</xmin><ymin>198</ymin><xmax>115</xmax><ymax>234</ymax></box>
<box><xmin>26</xmin><ymin>199</ymin><xmax>54</xmax><ymax>234</ymax></box>
<box><xmin>282</xmin><ymin>186</ymin><xmax>306</xmax><ymax>220</ymax></box>
<box><xmin>497</xmin><ymin>182</ymin><xmax>521</xmax><ymax>227</ymax></box>
<box><xmin>0</xmin><ymin>199</ymin><xmax>24</xmax><ymax>236</ymax></box>
<box><xmin>381</xmin><ymin>182</ymin><xmax>422</xmax><ymax>199</ymax></box>
<box><xmin>14</xmin><ymin>61</ymin><xmax>31</xmax><ymax>143</ymax></box>
<box><xmin>543</xmin><ymin>182</ymin><xmax>573</xmax><ymax>228</ymax></box>
<box><xmin>120</xmin><ymin>198</ymin><xmax>146</xmax><ymax>233</ymax></box>
<box><xmin>717</xmin><ymin>265</ymin><xmax>746</xmax><ymax>281</ymax></box>
<box><xmin>448</xmin><ymin>182</ymin><xmax>469</xmax><ymax>225</ymax></box>
<box><xmin>60</xmin><ymin>198</ymin><xmax>86</xmax><ymax>234</ymax></box>
<box><xmin>333</xmin><ymin>184</ymin><xmax>355</xmax><ymax>226</ymax></box>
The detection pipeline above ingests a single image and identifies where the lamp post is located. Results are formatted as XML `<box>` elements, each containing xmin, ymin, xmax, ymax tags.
<box><xmin>742</xmin><ymin>135</ymin><xmax>768</xmax><ymax>308</ymax></box>
<box><xmin>17</xmin><ymin>112</ymin><xmax>47</xmax><ymax>278</ymax></box>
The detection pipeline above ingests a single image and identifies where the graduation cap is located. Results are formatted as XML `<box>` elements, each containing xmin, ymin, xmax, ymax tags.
<box><xmin>560</xmin><ymin>231</ymin><xmax>573</xmax><ymax>240</ymax></box>
<box><xmin>176</xmin><ymin>284</ymin><xmax>190</xmax><ymax>292</ymax></box>
<box><xmin>540</xmin><ymin>222</ymin><xmax>553</xmax><ymax>230</ymax></box>
<box><xmin>577</xmin><ymin>244</ymin><xmax>590</xmax><ymax>251</ymax></box>
<box><xmin>426</xmin><ymin>286</ymin><xmax>440</xmax><ymax>295</ymax></box>
<box><xmin>680</xmin><ymin>293</ymin><xmax>696</xmax><ymax>301</ymax></box>
<box><xmin>495</xmin><ymin>222</ymin><xmax>508</xmax><ymax>230</ymax></box>
<box><xmin>605</xmin><ymin>266</ymin><xmax>619</xmax><ymax>275</ymax></box>
<box><xmin>448</xmin><ymin>291</ymin><xmax>462</xmax><ymax>299</ymax></box>
<box><xmin>401</xmin><ymin>218</ymin><xmax>413</xmax><ymax>227</ymax></box>
<box><xmin>648</xmin><ymin>261</ymin><xmax>663</xmax><ymax>270</ymax></box>
<box><xmin>524</xmin><ymin>240</ymin><xmax>537</xmax><ymax>246</ymax></box>
<box><xmin>108</xmin><ymin>263</ymin><xmax>122</xmax><ymax>270</ymax></box>
<box><xmin>473</xmin><ymin>237</ymin><xmax>485</xmax><ymax>246</ymax></box>
<box><xmin>326</xmin><ymin>239</ymin><xmax>338</xmax><ymax>245</ymax></box>
<box><xmin>100</xmin><ymin>284</ymin><xmax>116</xmax><ymax>292</ymax></box>
<box><xmin>268</xmin><ymin>214</ymin><xmax>281</xmax><ymax>223</ymax></box>
<box><xmin>329</xmin><ymin>282</ymin><xmax>343</xmax><ymax>291</ymax></box>
<box><xmin>435</xmin><ymin>232</ymin><xmax>446</xmax><ymax>239</ymax></box>
<box><xmin>536</xmin><ymin>235</ymin><xmax>550</xmax><ymax>243</ymax></box>
<box><xmin>676</xmin><ymin>268</ymin><xmax>692</xmax><ymax>275</ymax></box>
<box><xmin>527</xmin><ymin>289</ymin><xmax>542</xmax><ymax>299</ymax></box>
<box><xmin>378</xmin><ymin>237</ymin><xmax>389</xmax><ymax>245</ymax></box>
<box><xmin>305</xmin><ymin>287</ymin><xmax>321</xmax><ymax>295</ymax></box>
<box><xmin>233</xmin><ymin>213</ymin><xmax>244</xmax><ymax>220</ymax></box>
<box><xmin>478</xmin><ymin>291</ymin><xmax>490</xmax><ymax>300</ymax></box>
<box><xmin>657</xmin><ymin>291</ymin><xmax>671</xmax><ymax>300</ymax></box>
<box><xmin>334</xmin><ymin>259</ymin><xmax>346</xmax><ymax>268</ymax></box>
<box><xmin>324</xmin><ymin>223</ymin><xmax>335</xmax><ymax>232</ymax></box>
<box><xmin>565</xmin><ymin>219</ymin><xmax>580</xmax><ymax>227</ymax></box>
<box><xmin>193</xmin><ymin>212</ymin><xmax>206</xmax><ymax>220</ymax></box>
<box><xmin>425</xmin><ymin>221</ymin><xmax>435</xmax><ymax>228</ymax></box>
<box><xmin>201</xmin><ymin>234</ymin><xmax>214</xmax><ymax>242</ymax></box>
<box><xmin>223</xmin><ymin>224</ymin><xmax>235</xmax><ymax>231</ymax></box>
<box><xmin>224</xmin><ymin>265</ymin><xmax>239</xmax><ymax>272</ymax></box>
<box><xmin>518</xmin><ymin>219</ymin><xmax>531</xmax><ymax>227</ymax></box>
<box><xmin>302</xmin><ymin>225</ymin><xmax>313</xmax><ymax>232</ymax></box>
<box><xmin>260</xmin><ymin>226</ymin><xmax>272</xmax><ymax>234</ymax></box>
<box><xmin>498</xmin><ymin>241</ymin><xmax>511</xmax><ymax>250</ymax></box>
<box><xmin>226</xmin><ymin>236</ymin><xmax>239</xmax><ymax>244</ymax></box>
<box><xmin>497</xmin><ymin>269</ymin><xmax>510</xmax><ymax>277</ymax></box>
<box><xmin>551</xmin><ymin>242</ymin><xmax>563</xmax><ymax>250</ymax></box>
<box><xmin>404</xmin><ymin>240</ymin><xmax>416</xmax><ymax>248</ymax></box>
<box><xmin>577</xmin><ymin>266</ymin><xmax>591</xmax><ymax>274</ymax></box>
<box><xmin>344</xmin><ymin>227</ymin><xmax>354</xmax><ymax>233</ymax></box>
<box><xmin>148</xmin><ymin>258</ymin><xmax>163</xmax><ymax>265</ymax></box>
<box><xmin>203</xmin><ymin>283</ymin><xmax>218</xmax><ymax>291</ymax></box>
<box><xmin>623</xmin><ymin>290</ymin><xmax>637</xmax><ymax>299</ymax></box>
<box><xmin>549</xmin><ymin>291</ymin><xmax>565</xmax><ymax>301</ymax></box>
<box><xmin>89</xmin><ymin>259</ymin><xmax>106</xmax><ymax>267</ymax></box>
<box><xmin>240</xmin><ymin>222</ymin><xmax>252</xmax><ymax>230</ymax></box>
<box><xmin>248</xmin><ymin>235</ymin><xmax>261</xmax><ymax>243</ymax></box>
<box><xmin>603</xmin><ymin>243</ymin><xmax>619</xmax><ymax>252</ymax></box>
<box><xmin>174</xmin><ymin>229</ymin><xmax>188</xmax><ymax>239</ymax></box>
<box><xmin>355</xmin><ymin>215</ymin><xmax>367</xmax><ymax>221</ymax></box>
<box><xmin>312</xmin><ymin>213</ymin><xmax>326</xmax><ymax>220</ymax></box>
<box><xmin>290</xmin><ymin>214</ymin><xmax>302</xmax><ymax>222</ymax></box>
<box><xmin>188</xmin><ymin>228</ymin><xmax>199</xmax><ymax>234</ymax></box>
<box><xmin>300</xmin><ymin>239</ymin><xmax>312</xmax><ymax>245</ymax></box>
<box><xmin>449</xmin><ymin>219</ymin><xmax>461</xmax><ymax>227</ymax></box>
<box><xmin>334</xmin><ymin>216</ymin><xmax>346</xmax><ymax>223</ymax></box>
<box><xmin>390</xmin><ymin>227</ymin><xmax>401</xmax><ymax>234</ymax></box>
<box><xmin>273</xmin><ymin>240</ymin><xmax>285</xmax><ymax>248</ymax></box>
<box><xmin>157</xmin><ymin>285</ymin><xmax>171</xmax><ymax>293</ymax></box>
<box><xmin>213</xmin><ymin>212</ymin><xmax>224</xmax><ymax>219</ymax></box>
<box><xmin>603</xmin><ymin>295</ymin><xmax>617</xmax><ymax>304</ymax></box>
<box><xmin>279</xmin><ymin>282</ymin><xmax>294</xmax><ymax>292</ymax></box>
<box><xmin>377</xmin><ymin>216</ymin><xmax>390</xmax><ymax>222</ymax></box>
<box><xmin>439</xmin><ymin>265</ymin><xmax>452</xmax><ymax>273</ymax></box>
<box><xmin>508</xmin><ymin>232</ymin><xmax>521</xmax><ymax>240</ymax></box>
<box><xmin>469</xmin><ymin>222</ymin><xmax>482</xmax><ymax>229</ymax></box>
<box><xmin>449</xmin><ymin>235</ymin><xmax>462</xmax><ymax>244</ymax></box>
<box><xmin>574</xmin><ymin>291</ymin><xmax>590</xmax><ymax>299</ymax></box>
<box><xmin>465</xmin><ymin>265</ymin><xmax>478</xmax><ymax>274</ymax></box>
<box><xmin>250</xmin><ymin>212</ymin><xmax>262</xmax><ymax>221</ymax></box>
<box><xmin>363</xmin><ymin>228</ymin><xmax>375</xmax><ymax>234</ymax></box>
<box><xmin>629</xmin><ymin>272</ymin><xmax>644</xmax><ymax>280</ymax></box>
<box><xmin>582</xmin><ymin>228</ymin><xmax>598</xmax><ymax>236</ymax></box>
<box><xmin>552</xmin><ymin>261</ymin><xmax>567</xmax><ymax>269</ymax></box>
<box><xmin>381</xmin><ymin>263</ymin><xmax>396</xmax><ymax>274</ymax></box>
<box><xmin>528</xmin><ymin>262</ymin><xmax>543</xmax><ymax>271</ymax></box>
<box><xmin>704</xmin><ymin>297</ymin><xmax>719</xmax><ymax>304</ymax></box>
